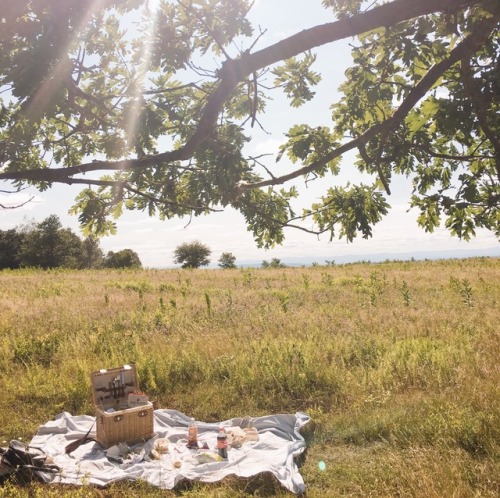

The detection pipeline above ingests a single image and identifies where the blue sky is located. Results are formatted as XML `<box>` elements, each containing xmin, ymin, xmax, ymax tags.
<box><xmin>1</xmin><ymin>1</ymin><xmax>498</xmax><ymax>267</ymax></box>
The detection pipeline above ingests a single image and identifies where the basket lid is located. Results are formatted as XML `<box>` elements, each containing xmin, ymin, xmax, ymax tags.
<box><xmin>91</xmin><ymin>364</ymin><xmax>140</xmax><ymax>409</ymax></box>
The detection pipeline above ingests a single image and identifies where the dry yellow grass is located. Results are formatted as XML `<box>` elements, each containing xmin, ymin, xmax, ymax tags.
<box><xmin>0</xmin><ymin>257</ymin><xmax>498</xmax><ymax>496</ymax></box>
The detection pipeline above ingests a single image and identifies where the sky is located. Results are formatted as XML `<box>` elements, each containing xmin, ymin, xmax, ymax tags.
<box><xmin>0</xmin><ymin>0</ymin><xmax>498</xmax><ymax>268</ymax></box>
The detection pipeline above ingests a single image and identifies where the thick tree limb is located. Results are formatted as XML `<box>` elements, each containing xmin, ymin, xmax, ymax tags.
<box><xmin>179</xmin><ymin>0</ymin><xmax>480</xmax><ymax>160</ymax></box>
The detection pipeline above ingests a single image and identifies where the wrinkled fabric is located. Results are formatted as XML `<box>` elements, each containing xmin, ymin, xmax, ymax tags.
<box><xmin>29</xmin><ymin>409</ymin><xmax>309</xmax><ymax>494</ymax></box>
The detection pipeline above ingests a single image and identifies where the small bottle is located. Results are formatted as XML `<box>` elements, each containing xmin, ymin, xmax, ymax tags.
<box><xmin>187</xmin><ymin>424</ymin><xmax>198</xmax><ymax>449</ymax></box>
<box><xmin>217</xmin><ymin>426</ymin><xmax>228</xmax><ymax>459</ymax></box>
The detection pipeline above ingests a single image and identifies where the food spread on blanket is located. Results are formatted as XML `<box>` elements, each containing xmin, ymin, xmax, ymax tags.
<box><xmin>29</xmin><ymin>409</ymin><xmax>310</xmax><ymax>494</ymax></box>
<box><xmin>103</xmin><ymin>420</ymin><xmax>260</xmax><ymax>466</ymax></box>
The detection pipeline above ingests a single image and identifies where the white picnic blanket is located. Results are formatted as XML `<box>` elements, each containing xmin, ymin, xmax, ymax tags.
<box><xmin>29</xmin><ymin>409</ymin><xmax>310</xmax><ymax>494</ymax></box>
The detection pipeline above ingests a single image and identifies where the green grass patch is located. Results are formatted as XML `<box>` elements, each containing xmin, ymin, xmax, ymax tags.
<box><xmin>0</xmin><ymin>258</ymin><xmax>498</xmax><ymax>496</ymax></box>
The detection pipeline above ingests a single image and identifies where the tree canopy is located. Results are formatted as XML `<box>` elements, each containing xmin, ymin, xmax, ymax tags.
<box><xmin>262</xmin><ymin>258</ymin><xmax>286</xmax><ymax>269</ymax></box>
<box><xmin>218</xmin><ymin>252</ymin><xmax>237</xmax><ymax>269</ymax></box>
<box><xmin>0</xmin><ymin>0</ymin><xmax>499</xmax><ymax>247</ymax></box>
<box><xmin>0</xmin><ymin>214</ymin><xmax>102</xmax><ymax>268</ymax></box>
<box><xmin>174</xmin><ymin>240</ymin><xmax>211</xmax><ymax>268</ymax></box>
<box><xmin>17</xmin><ymin>214</ymin><xmax>83</xmax><ymax>268</ymax></box>
<box><xmin>0</xmin><ymin>214</ymin><xmax>144</xmax><ymax>269</ymax></box>
<box><xmin>103</xmin><ymin>248</ymin><xmax>142</xmax><ymax>268</ymax></box>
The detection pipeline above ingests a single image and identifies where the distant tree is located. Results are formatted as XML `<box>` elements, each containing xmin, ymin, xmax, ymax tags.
<box><xmin>0</xmin><ymin>229</ymin><xmax>24</xmax><ymax>269</ymax></box>
<box><xmin>218</xmin><ymin>252</ymin><xmax>237</xmax><ymax>269</ymax></box>
<box><xmin>262</xmin><ymin>258</ymin><xmax>286</xmax><ymax>269</ymax></box>
<box><xmin>81</xmin><ymin>236</ymin><xmax>104</xmax><ymax>269</ymax></box>
<box><xmin>59</xmin><ymin>228</ymin><xmax>85</xmax><ymax>268</ymax></box>
<box><xmin>18</xmin><ymin>215</ymin><xmax>83</xmax><ymax>268</ymax></box>
<box><xmin>0</xmin><ymin>215</ymin><xmax>109</xmax><ymax>269</ymax></box>
<box><xmin>103</xmin><ymin>249</ymin><xmax>142</xmax><ymax>269</ymax></box>
<box><xmin>174</xmin><ymin>241</ymin><xmax>211</xmax><ymax>269</ymax></box>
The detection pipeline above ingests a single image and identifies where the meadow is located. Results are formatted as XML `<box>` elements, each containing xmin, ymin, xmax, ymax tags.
<box><xmin>0</xmin><ymin>257</ymin><xmax>498</xmax><ymax>497</ymax></box>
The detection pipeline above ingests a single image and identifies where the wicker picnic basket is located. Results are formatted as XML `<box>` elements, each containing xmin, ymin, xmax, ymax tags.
<box><xmin>91</xmin><ymin>364</ymin><xmax>154</xmax><ymax>448</ymax></box>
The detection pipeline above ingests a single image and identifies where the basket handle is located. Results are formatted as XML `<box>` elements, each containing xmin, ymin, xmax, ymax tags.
<box><xmin>138</xmin><ymin>410</ymin><xmax>149</xmax><ymax>418</ymax></box>
<box><xmin>113</xmin><ymin>415</ymin><xmax>124</xmax><ymax>422</ymax></box>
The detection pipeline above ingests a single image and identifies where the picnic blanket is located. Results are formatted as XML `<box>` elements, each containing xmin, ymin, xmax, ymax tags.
<box><xmin>29</xmin><ymin>409</ymin><xmax>310</xmax><ymax>494</ymax></box>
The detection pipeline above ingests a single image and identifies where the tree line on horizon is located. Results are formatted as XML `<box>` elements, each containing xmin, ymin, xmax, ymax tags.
<box><xmin>0</xmin><ymin>218</ymin><xmax>290</xmax><ymax>271</ymax></box>
<box><xmin>173</xmin><ymin>241</ymin><xmax>291</xmax><ymax>270</ymax></box>
<box><xmin>0</xmin><ymin>214</ymin><xmax>142</xmax><ymax>270</ymax></box>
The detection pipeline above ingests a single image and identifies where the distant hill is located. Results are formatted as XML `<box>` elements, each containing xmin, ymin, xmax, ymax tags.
<box><xmin>235</xmin><ymin>246</ymin><xmax>500</xmax><ymax>268</ymax></box>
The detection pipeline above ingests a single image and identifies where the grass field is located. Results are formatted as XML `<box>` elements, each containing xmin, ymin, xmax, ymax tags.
<box><xmin>0</xmin><ymin>257</ymin><xmax>498</xmax><ymax>497</ymax></box>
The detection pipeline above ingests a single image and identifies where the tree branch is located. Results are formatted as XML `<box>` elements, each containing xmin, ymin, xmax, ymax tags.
<box><xmin>66</xmin><ymin>178</ymin><xmax>223</xmax><ymax>213</ymax></box>
<box><xmin>413</xmin><ymin>140</ymin><xmax>492</xmax><ymax>162</ymax></box>
<box><xmin>460</xmin><ymin>57</ymin><xmax>500</xmax><ymax>181</ymax></box>
<box><xmin>238</xmin><ymin>10</ymin><xmax>499</xmax><ymax>192</ymax></box>
<box><xmin>0</xmin><ymin>0</ymin><xmax>481</xmax><ymax>186</ymax></box>
<box><xmin>0</xmin><ymin>196</ymin><xmax>35</xmax><ymax>209</ymax></box>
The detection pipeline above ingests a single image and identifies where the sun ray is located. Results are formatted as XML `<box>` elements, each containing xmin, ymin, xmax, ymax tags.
<box><xmin>21</xmin><ymin>0</ymin><xmax>162</xmax><ymax>168</ymax></box>
<box><xmin>123</xmin><ymin>3</ymin><xmax>161</xmax><ymax>157</ymax></box>
<box><xmin>23</xmin><ymin>0</ymin><xmax>109</xmax><ymax>120</ymax></box>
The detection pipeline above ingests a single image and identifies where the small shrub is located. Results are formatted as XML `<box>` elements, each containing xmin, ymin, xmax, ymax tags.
<box><xmin>401</xmin><ymin>281</ymin><xmax>411</xmax><ymax>306</ymax></box>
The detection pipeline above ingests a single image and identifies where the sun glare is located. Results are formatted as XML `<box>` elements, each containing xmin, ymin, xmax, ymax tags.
<box><xmin>123</xmin><ymin>0</ymin><xmax>161</xmax><ymax>156</ymax></box>
<box><xmin>146</xmin><ymin>0</ymin><xmax>162</xmax><ymax>13</ymax></box>
<box><xmin>23</xmin><ymin>0</ymin><xmax>108</xmax><ymax>120</ymax></box>
<box><xmin>22</xmin><ymin>0</ymin><xmax>162</xmax><ymax>161</ymax></box>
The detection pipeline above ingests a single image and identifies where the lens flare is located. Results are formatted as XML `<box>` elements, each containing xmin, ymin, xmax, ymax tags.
<box><xmin>123</xmin><ymin>2</ymin><xmax>160</xmax><ymax>156</ymax></box>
